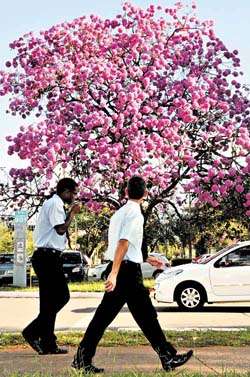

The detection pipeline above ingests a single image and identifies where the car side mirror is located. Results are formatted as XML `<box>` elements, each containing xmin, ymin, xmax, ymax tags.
<box><xmin>214</xmin><ymin>258</ymin><xmax>227</xmax><ymax>268</ymax></box>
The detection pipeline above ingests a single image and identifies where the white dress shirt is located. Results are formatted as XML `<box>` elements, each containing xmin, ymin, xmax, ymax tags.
<box><xmin>33</xmin><ymin>194</ymin><xmax>67</xmax><ymax>251</ymax></box>
<box><xmin>105</xmin><ymin>200</ymin><xmax>144</xmax><ymax>263</ymax></box>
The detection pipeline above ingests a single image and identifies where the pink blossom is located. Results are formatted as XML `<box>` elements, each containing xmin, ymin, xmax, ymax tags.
<box><xmin>0</xmin><ymin>1</ymin><xmax>249</xmax><ymax>216</ymax></box>
<box><xmin>235</xmin><ymin>184</ymin><xmax>244</xmax><ymax>193</ymax></box>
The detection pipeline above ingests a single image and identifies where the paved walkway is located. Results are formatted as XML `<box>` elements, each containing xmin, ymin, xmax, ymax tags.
<box><xmin>0</xmin><ymin>291</ymin><xmax>101</xmax><ymax>298</ymax></box>
<box><xmin>1</xmin><ymin>345</ymin><xmax>250</xmax><ymax>376</ymax></box>
<box><xmin>1</xmin><ymin>293</ymin><xmax>250</xmax><ymax>332</ymax></box>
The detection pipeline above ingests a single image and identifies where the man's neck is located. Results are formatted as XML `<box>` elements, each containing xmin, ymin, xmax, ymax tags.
<box><xmin>128</xmin><ymin>198</ymin><xmax>143</xmax><ymax>205</ymax></box>
<box><xmin>57</xmin><ymin>193</ymin><xmax>65</xmax><ymax>204</ymax></box>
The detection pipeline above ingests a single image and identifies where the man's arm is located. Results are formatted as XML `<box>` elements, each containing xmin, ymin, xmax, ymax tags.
<box><xmin>54</xmin><ymin>203</ymin><xmax>81</xmax><ymax>235</ymax></box>
<box><xmin>105</xmin><ymin>239</ymin><xmax>128</xmax><ymax>293</ymax></box>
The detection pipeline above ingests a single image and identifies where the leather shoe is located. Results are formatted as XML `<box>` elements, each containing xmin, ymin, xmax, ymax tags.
<box><xmin>22</xmin><ymin>331</ymin><xmax>44</xmax><ymax>355</ymax></box>
<box><xmin>172</xmin><ymin>349</ymin><xmax>193</xmax><ymax>368</ymax></box>
<box><xmin>80</xmin><ymin>364</ymin><xmax>104</xmax><ymax>373</ymax></box>
<box><xmin>159</xmin><ymin>352</ymin><xmax>174</xmax><ymax>371</ymax></box>
<box><xmin>72</xmin><ymin>347</ymin><xmax>104</xmax><ymax>373</ymax></box>
<box><xmin>41</xmin><ymin>346</ymin><xmax>68</xmax><ymax>355</ymax></box>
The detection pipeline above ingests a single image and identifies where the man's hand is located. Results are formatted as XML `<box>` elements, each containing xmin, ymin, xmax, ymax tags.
<box><xmin>105</xmin><ymin>272</ymin><xmax>117</xmax><ymax>292</ymax></box>
<box><xmin>55</xmin><ymin>202</ymin><xmax>82</xmax><ymax>236</ymax></box>
<box><xmin>70</xmin><ymin>202</ymin><xmax>82</xmax><ymax>215</ymax></box>
<box><xmin>146</xmin><ymin>256</ymin><xmax>166</xmax><ymax>269</ymax></box>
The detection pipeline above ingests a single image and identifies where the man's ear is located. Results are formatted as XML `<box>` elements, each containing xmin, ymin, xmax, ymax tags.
<box><xmin>143</xmin><ymin>189</ymin><xmax>148</xmax><ymax>199</ymax></box>
<box><xmin>124</xmin><ymin>187</ymin><xmax>128</xmax><ymax>198</ymax></box>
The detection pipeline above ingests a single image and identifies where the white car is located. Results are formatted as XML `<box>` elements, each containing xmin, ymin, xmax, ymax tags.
<box><xmin>192</xmin><ymin>254</ymin><xmax>211</xmax><ymax>264</ymax></box>
<box><xmin>155</xmin><ymin>241</ymin><xmax>250</xmax><ymax>311</ymax></box>
<box><xmin>87</xmin><ymin>253</ymin><xmax>169</xmax><ymax>281</ymax></box>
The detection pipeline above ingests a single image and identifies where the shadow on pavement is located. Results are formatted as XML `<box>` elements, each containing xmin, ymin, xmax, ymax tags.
<box><xmin>156</xmin><ymin>305</ymin><xmax>250</xmax><ymax>313</ymax></box>
<box><xmin>72</xmin><ymin>305</ymin><xmax>250</xmax><ymax>314</ymax></box>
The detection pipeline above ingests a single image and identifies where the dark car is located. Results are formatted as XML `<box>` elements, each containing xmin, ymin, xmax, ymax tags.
<box><xmin>0</xmin><ymin>253</ymin><xmax>33</xmax><ymax>286</ymax></box>
<box><xmin>0</xmin><ymin>254</ymin><xmax>14</xmax><ymax>286</ymax></box>
<box><xmin>61</xmin><ymin>250</ymin><xmax>88</xmax><ymax>282</ymax></box>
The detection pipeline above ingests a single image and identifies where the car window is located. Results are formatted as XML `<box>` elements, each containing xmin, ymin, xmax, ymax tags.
<box><xmin>0</xmin><ymin>255</ymin><xmax>14</xmax><ymax>264</ymax></box>
<box><xmin>201</xmin><ymin>244</ymin><xmax>239</xmax><ymax>264</ymax></box>
<box><xmin>216</xmin><ymin>246</ymin><xmax>250</xmax><ymax>267</ymax></box>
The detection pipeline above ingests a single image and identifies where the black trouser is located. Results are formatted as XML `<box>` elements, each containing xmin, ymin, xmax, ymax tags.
<box><xmin>23</xmin><ymin>248</ymin><xmax>70</xmax><ymax>351</ymax></box>
<box><xmin>79</xmin><ymin>260</ymin><xmax>176</xmax><ymax>359</ymax></box>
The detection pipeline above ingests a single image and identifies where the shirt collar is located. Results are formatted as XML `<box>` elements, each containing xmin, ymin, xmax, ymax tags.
<box><xmin>127</xmin><ymin>200</ymin><xmax>141</xmax><ymax>209</ymax></box>
<box><xmin>53</xmin><ymin>193</ymin><xmax>64</xmax><ymax>206</ymax></box>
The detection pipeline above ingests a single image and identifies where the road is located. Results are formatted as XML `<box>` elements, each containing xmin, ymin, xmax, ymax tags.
<box><xmin>0</xmin><ymin>292</ymin><xmax>250</xmax><ymax>332</ymax></box>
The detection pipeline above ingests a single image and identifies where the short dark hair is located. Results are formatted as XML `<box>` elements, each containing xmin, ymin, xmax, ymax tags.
<box><xmin>127</xmin><ymin>176</ymin><xmax>146</xmax><ymax>199</ymax></box>
<box><xmin>56</xmin><ymin>178</ymin><xmax>78</xmax><ymax>194</ymax></box>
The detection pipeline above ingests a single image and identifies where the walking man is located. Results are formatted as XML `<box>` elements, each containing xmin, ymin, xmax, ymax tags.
<box><xmin>22</xmin><ymin>178</ymin><xmax>81</xmax><ymax>354</ymax></box>
<box><xmin>72</xmin><ymin>176</ymin><xmax>192</xmax><ymax>373</ymax></box>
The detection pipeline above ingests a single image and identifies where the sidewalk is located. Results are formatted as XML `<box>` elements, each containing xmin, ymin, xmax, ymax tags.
<box><xmin>0</xmin><ymin>291</ymin><xmax>103</xmax><ymax>298</ymax></box>
<box><xmin>1</xmin><ymin>345</ymin><xmax>250</xmax><ymax>375</ymax></box>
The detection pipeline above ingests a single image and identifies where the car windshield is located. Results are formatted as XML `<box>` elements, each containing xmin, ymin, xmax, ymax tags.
<box><xmin>149</xmin><ymin>253</ymin><xmax>168</xmax><ymax>262</ymax></box>
<box><xmin>62</xmin><ymin>253</ymin><xmax>81</xmax><ymax>264</ymax></box>
<box><xmin>0</xmin><ymin>255</ymin><xmax>14</xmax><ymax>264</ymax></box>
<box><xmin>199</xmin><ymin>244</ymin><xmax>239</xmax><ymax>264</ymax></box>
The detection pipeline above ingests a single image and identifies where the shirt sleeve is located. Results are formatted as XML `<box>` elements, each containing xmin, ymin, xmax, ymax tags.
<box><xmin>119</xmin><ymin>213</ymin><xmax>143</xmax><ymax>245</ymax></box>
<box><xmin>48</xmin><ymin>201</ymin><xmax>66</xmax><ymax>228</ymax></box>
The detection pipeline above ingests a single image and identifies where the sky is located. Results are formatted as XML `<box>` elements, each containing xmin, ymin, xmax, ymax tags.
<box><xmin>0</xmin><ymin>0</ymin><xmax>249</xmax><ymax>176</ymax></box>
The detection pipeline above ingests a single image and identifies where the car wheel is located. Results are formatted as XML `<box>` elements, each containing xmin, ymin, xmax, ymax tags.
<box><xmin>176</xmin><ymin>284</ymin><xmax>205</xmax><ymax>311</ymax></box>
<box><xmin>152</xmin><ymin>269</ymin><xmax>163</xmax><ymax>279</ymax></box>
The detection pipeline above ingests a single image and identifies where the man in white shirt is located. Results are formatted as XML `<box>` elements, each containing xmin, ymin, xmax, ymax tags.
<box><xmin>72</xmin><ymin>176</ymin><xmax>193</xmax><ymax>373</ymax></box>
<box><xmin>22</xmin><ymin>178</ymin><xmax>81</xmax><ymax>355</ymax></box>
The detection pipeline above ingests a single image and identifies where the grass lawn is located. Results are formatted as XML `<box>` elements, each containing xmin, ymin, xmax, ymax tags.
<box><xmin>1</xmin><ymin>329</ymin><xmax>250</xmax><ymax>349</ymax></box>
<box><xmin>69</xmin><ymin>278</ymin><xmax>154</xmax><ymax>292</ymax></box>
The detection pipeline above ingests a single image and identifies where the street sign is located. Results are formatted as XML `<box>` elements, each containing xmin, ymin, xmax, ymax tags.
<box><xmin>13</xmin><ymin>209</ymin><xmax>28</xmax><ymax>287</ymax></box>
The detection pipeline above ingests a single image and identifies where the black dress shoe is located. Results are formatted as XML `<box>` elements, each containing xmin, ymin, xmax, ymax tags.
<box><xmin>22</xmin><ymin>331</ymin><xmax>44</xmax><ymax>354</ymax></box>
<box><xmin>41</xmin><ymin>346</ymin><xmax>68</xmax><ymax>355</ymax></box>
<box><xmin>172</xmin><ymin>350</ymin><xmax>193</xmax><ymax>368</ymax></box>
<box><xmin>158</xmin><ymin>352</ymin><xmax>174</xmax><ymax>371</ymax></box>
<box><xmin>72</xmin><ymin>347</ymin><xmax>104</xmax><ymax>373</ymax></box>
<box><xmin>81</xmin><ymin>364</ymin><xmax>104</xmax><ymax>373</ymax></box>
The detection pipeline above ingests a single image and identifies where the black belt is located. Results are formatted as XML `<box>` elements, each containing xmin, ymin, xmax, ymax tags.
<box><xmin>123</xmin><ymin>260</ymin><xmax>140</xmax><ymax>267</ymax></box>
<box><xmin>108</xmin><ymin>260</ymin><xmax>140</xmax><ymax>267</ymax></box>
<box><xmin>36</xmin><ymin>247</ymin><xmax>62</xmax><ymax>256</ymax></box>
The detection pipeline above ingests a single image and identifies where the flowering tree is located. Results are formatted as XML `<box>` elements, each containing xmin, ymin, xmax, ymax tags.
<box><xmin>0</xmin><ymin>2</ymin><xmax>250</xmax><ymax>221</ymax></box>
